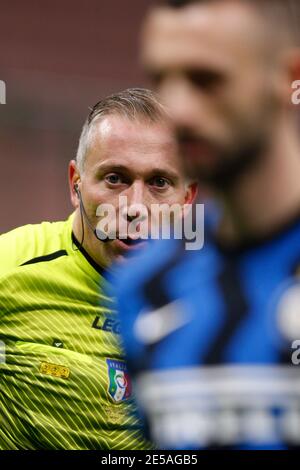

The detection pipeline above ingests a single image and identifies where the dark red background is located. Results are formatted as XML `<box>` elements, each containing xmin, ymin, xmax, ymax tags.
<box><xmin>0</xmin><ymin>0</ymin><xmax>154</xmax><ymax>233</ymax></box>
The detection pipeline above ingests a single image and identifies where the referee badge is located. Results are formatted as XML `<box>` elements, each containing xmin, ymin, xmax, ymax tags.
<box><xmin>106</xmin><ymin>359</ymin><xmax>132</xmax><ymax>403</ymax></box>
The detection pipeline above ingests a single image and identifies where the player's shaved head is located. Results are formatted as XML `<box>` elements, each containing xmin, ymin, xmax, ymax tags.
<box><xmin>161</xmin><ymin>0</ymin><xmax>300</xmax><ymax>47</ymax></box>
<box><xmin>142</xmin><ymin>0</ymin><xmax>300</xmax><ymax>186</ymax></box>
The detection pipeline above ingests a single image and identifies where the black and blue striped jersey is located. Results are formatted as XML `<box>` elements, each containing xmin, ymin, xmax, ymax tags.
<box><xmin>115</xmin><ymin>212</ymin><xmax>300</xmax><ymax>449</ymax></box>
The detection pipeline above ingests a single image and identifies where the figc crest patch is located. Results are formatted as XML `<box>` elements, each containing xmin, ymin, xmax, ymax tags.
<box><xmin>106</xmin><ymin>359</ymin><xmax>132</xmax><ymax>403</ymax></box>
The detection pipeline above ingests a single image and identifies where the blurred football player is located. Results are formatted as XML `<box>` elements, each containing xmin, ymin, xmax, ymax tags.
<box><xmin>116</xmin><ymin>1</ymin><xmax>300</xmax><ymax>449</ymax></box>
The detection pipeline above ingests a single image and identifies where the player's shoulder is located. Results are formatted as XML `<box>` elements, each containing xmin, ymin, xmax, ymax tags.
<box><xmin>115</xmin><ymin>237</ymin><xmax>206</xmax><ymax>300</ymax></box>
<box><xmin>114</xmin><ymin>238</ymin><xmax>178</xmax><ymax>290</ymax></box>
<box><xmin>0</xmin><ymin>215</ymin><xmax>73</xmax><ymax>278</ymax></box>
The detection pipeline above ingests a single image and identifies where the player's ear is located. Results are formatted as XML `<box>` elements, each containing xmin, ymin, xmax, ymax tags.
<box><xmin>69</xmin><ymin>160</ymin><xmax>81</xmax><ymax>209</ymax></box>
<box><xmin>184</xmin><ymin>181</ymin><xmax>198</xmax><ymax>205</ymax></box>
<box><xmin>277</xmin><ymin>47</ymin><xmax>300</xmax><ymax>107</ymax></box>
<box><xmin>288</xmin><ymin>48</ymin><xmax>300</xmax><ymax>107</ymax></box>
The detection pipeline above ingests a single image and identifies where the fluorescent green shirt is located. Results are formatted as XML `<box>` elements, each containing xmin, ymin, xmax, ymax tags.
<box><xmin>0</xmin><ymin>215</ymin><xmax>148</xmax><ymax>450</ymax></box>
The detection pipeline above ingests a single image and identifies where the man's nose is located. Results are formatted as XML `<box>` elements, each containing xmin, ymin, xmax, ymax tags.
<box><xmin>158</xmin><ymin>75</ymin><xmax>200</xmax><ymax>129</ymax></box>
<box><xmin>122</xmin><ymin>181</ymin><xmax>148</xmax><ymax>222</ymax></box>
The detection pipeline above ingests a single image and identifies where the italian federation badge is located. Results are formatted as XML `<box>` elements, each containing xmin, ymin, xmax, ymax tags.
<box><xmin>106</xmin><ymin>359</ymin><xmax>132</xmax><ymax>403</ymax></box>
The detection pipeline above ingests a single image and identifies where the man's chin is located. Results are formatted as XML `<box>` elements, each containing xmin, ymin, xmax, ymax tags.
<box><xmin>114</xmin><ymin>249</ymin><xmax>145</xmax><ymax>266</ymax></box>
<box><xmin>184</xmin><ymin>137</ymin><xmax>266</xmax><ymax>187</ymax></box>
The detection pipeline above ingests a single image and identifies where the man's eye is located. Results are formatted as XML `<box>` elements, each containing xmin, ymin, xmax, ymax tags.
<box><xmin>105</xmin><ymin>174</ymin><xmax>122</xmax><ymax>185</ymax></box>
<box><xmin>187</xmin><ymin>70</ymin><xmax>223</xmax><ymax>91</ymax></box>
<box><xmin>149</xmin><ymin>177</ymin><xmax>170</xmax><ymax>189</ymax></box>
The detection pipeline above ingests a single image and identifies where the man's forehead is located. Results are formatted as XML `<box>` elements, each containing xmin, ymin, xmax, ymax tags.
<box><xmin>141</xmin><ymin>3</ymin><xmax>266</xmax><ymax>69</ymax></box>
<box><xmin>91</xmin><ymin>115</ymin><xmax>175</xmax><ymax>148</ymax></box>
<box><xmin>85</xmin><ymin>114</ymin><xmax>179</xmax><ymax>171</ymax></box>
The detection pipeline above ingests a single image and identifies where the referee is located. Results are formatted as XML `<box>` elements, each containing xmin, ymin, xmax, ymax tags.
<box><xmin>0</xmin><ymin>88</ymin><xmax>196</xmax><ymax>449</ymax></box>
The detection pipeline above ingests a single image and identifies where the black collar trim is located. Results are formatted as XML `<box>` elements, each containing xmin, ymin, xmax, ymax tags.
<box><xmin>71</xmin><ymin>232</ymin><xmax>108</xmax><ymax>278</ymax></box>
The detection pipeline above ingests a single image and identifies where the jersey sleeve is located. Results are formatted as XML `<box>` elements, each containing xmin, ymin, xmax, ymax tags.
<box><xmin>0</xmin><ymin>219</ymin><xmax>68</xmax><ymax>280</ymax></box>
<box><xmin>0</xmin><ymin>225</ymin><xmax>38</xmax><ymax>278</ymax></box>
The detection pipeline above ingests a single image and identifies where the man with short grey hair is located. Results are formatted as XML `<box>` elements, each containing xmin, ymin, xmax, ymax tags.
<box><xmin>0</xmin><ymin>87</ymin><xmax>196</xmax><ymax>449</ymax></box>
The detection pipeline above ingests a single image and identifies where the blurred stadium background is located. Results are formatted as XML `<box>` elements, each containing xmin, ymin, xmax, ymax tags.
<box><xmin>0</xmin><ymin>0</ymin><xmax>153</xmax><ymax>233</ymax></box>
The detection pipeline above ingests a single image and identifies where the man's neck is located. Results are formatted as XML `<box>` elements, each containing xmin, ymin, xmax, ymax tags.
<box><xmin>72</xmin><ymin>210</ymin><xmax>109</xmax><ymax>270</ymax></box>
<box><xmin>216</xmin><ymin>115</ymin><xmax>300</xmax><ymax>245</ymax></box>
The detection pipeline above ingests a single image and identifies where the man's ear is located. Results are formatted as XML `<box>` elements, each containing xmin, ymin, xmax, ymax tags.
<box><xmin>184</xmin><ymin>181</ymin><xmax>198</xmax><ymax>205</ymax></box>
<box><xmin>279</xmin><ymin>48</ymin><xmax>300</xmax><ymax>106</ymax></box>
<box><xmin>69</xmin><ymin>160</ymin><xmax>81</xmax><ymax>209</ymax></box>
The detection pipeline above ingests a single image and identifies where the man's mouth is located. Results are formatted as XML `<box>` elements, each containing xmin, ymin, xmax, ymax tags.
<box><xmin>115</xmin><ymin>237</ymin><xmax>147</xmax><ymax>252</ymax></box>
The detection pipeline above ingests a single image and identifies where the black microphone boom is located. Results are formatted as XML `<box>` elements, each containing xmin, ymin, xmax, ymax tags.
<box><xmin>75</xmin><ymin>185</ymin><xmax>110</xmax><ymax>242</ymax></box>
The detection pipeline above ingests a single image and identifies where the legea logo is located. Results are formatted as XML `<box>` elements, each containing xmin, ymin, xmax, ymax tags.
<box><xmin>0</xmin><ymin>80</ymin><xmax>6</xmax><ymax>104</ymax></box>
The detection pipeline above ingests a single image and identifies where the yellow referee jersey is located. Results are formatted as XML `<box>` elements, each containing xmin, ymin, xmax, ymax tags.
<box><xmin>0</xmin><ymin>214</ymin><xmax>149</xmax><ymax>450</ymax></box>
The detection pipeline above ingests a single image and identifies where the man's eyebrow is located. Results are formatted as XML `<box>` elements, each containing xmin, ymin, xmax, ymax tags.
<box><xmin>146</xmin><ymin>167</ymin><xmax>180</xmax><ymax>182</ymax></box>
<box><xmin>94</xmin><ymin>163</ymin><xmax>131</xmax><ymax>174</ymax></box>
<box><xmin>94</xmin><ymin>162</ymin><xmax>180</xmax><ymax>181</ymax></box>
